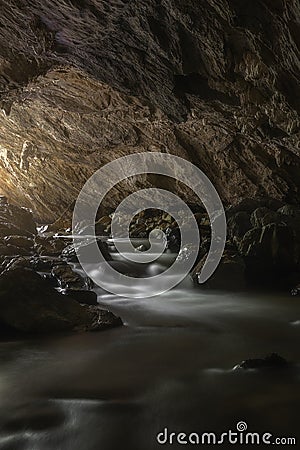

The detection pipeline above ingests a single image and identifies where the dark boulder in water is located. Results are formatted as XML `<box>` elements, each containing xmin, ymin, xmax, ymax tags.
<box><xmin>233</xmin><ymin>353</ymin><xmax>291</xmax><ymax>371</ymax></box>
<box><xmin>51</xmin><ymin>263</ymin><xmax>91</xmax><ymax>290</ymax></box>
<box><xmin>0</xmin><ymin>267</ymin><xmax>122</xmax><ymax>334</ymax></box>
<box><xmin>62</xmin><ymin>289</ymin><xmax>98</xmax><ymax>305</ymax></box>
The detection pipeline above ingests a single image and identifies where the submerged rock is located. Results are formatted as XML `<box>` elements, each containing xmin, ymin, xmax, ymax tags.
<box><xmin>233</xmin><ymin>353</ymin><xmax>290</xmax><ymax>371</ymax></box>
<box><xmin>0</xmin><ymin>267</ymin><xmax>122</xmax><ymax>334</ymax></box>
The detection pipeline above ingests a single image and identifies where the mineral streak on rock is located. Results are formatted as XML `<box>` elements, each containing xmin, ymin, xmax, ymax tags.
<box><xmin>0</xmin><ymin>1</ymin><xmax>300</xmax><ymax>222</ymax></box>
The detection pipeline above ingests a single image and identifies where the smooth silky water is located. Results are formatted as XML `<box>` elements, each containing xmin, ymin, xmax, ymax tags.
<box><xmin>0</xmin><ymin>238</ymin><xmax>299</xmax><ymax>449</ymax></box>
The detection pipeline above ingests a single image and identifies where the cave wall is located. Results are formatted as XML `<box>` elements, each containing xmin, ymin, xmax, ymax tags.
<box><xmin>0</xmin><ymin>0</ymin><xmax>300</xmax><ymax>222</ymax></box>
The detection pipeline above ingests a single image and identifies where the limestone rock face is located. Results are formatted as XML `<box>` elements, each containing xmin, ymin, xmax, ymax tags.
<box><xmin>0</xmin><ymin>0</ymin><xmax>300</xmax><ymax>222</ymax></box>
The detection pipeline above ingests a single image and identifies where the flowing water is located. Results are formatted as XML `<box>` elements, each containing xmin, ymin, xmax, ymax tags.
<box><xmin>0</xmin><ymin>239</ymin><xmax>299</xmax><ymax>449</ymax></box>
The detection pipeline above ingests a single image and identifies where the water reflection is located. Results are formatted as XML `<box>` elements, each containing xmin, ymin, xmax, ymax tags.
<box><xmin>0</xmin><ymin>238</ymin><xmax>299</xmax><ymax>448</ymax></box>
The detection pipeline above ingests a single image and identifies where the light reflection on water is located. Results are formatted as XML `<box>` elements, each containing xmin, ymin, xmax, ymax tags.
<box><xmin>0</xmin><ymin>241</ymin><xmax>299</xmax><ymax>449</ymax></box>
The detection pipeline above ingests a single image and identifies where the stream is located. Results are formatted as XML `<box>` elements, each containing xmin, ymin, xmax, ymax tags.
<box><xmin>0</xmin><ymin>238</ymin><xmax>299</xmax><ymax>449</ymax></box>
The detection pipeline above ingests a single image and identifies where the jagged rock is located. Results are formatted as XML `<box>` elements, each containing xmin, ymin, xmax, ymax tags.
<box><xmin>0</xmin><ymin>203</ymin><xmax>36</xmax><ymax>236</ymax></box>
<box><xmin>291</xmin><ymin>285</ymin><xmax>300</xmax><ymax>296</ymax></box>
<box><xmin>227</xmin><ymin>211</ymin><xmax>252</xmax><ymax>242</ymax></box>
<box><xmin>0</xmin><ymin>2</ymin><xmax>299</xmax><ymax>221</ymax></box>
<box><xmin>0</xmin><ymin>236</ymin><xmax>34</xmax><ymax>259</ymax></box>
<box><xmin>62</xmin><ymin>239</ymin><xmax>111</xmax><ymax>263</ymax></box>
<box><xmin>29</xmin><ymin>255</ymin><xmax>65</xmax><ymax>272</ymax></box>
<box><xmin>0</xmin><ymin>267</ymin><xmax>122</xmax><ymax>334</ymax></box>
<box><xmin>3</xmin><ymin>236</ymin><xmax>33</xmax><ymax>250</ymax></box>
<box><xmin>278</xmin><ymin>205</ymin><xmax>300</xmax><ymax>218</ymax></box>
<box><xmin>86</xmin><ymin>307</ymin><xmax>123</xmax><ymax>331</ymax></box>
<box><xmin>34</xmin><ymin>235</ymin><xmax>68</xmax><ymax>256</ymax></box>
<box><xmin>238</xmin><ymin>228</ymin><xmax>262</xmax><ymax>256</ymax></box>
<box><xmin>250</xmin><ymin>207</ymin><xmax>280</xmax><ymax>228</ymax></box>
<box><xmin>165</xmin><ymin>227</ymin><xmax>181</xmax><ymax>253</ymax></box>
<box><xmin>51</xmin><ymin>264</ymin><xmax>91</xmax><ymax>290</ymax></box>
<box><xmin>62</xmin><ymin>289</ymin><xmax>98</xmax><ymax>306</ymax></box>
<box><xmin>0</xmin><ymin>244</ymin><xmax>31</xmax><ymax>257</ymax></box>
<box><xmin>0</xmin><ymin>256</ymin><xmax>32</xmax><ymax>274</ymax></box>
<box><xmin>228</xmin><ymin>198</ymin><xmax>284</xmax><ymax>216</ymax></box>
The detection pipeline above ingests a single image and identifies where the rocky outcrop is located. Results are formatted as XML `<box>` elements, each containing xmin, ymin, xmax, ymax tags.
<box><xmin>0</xmin><ymin>266</ymin><xmax>122</xmax><ymax>334</ymax></box>
<box><xmin>192</xmin><ymin>250</ymin><xmax>246</xmax><ymax>290</ymax></box>
<box><xmin>0</xmin><ymin>1</ymin><xmax>299</xmax><ymax>222</ymax></box>
<box><xmin>0</xmin><ymin>197</ymin><xmax>122</xmax><ymax>334</ymax></box>
<box><xmin>190</xmin><ymin>197</ymin><xmax>300</xmax><ymax>288</ymax></box>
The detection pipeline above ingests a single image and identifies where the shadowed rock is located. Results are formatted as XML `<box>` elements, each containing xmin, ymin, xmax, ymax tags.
<box><xmin>0</xmin><ymin>267</ymin><xmax>122</xmax><ymax>334</ymax></box>
<box><xmin>233</xmin><ymin>353</ymin><xmax>291</xmax><ymax>371</ymax></box>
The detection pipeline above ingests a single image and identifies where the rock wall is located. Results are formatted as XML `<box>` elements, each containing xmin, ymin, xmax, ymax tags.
<box><xmin>0</xmin><ymin>0</ymin><xmax>300</xmax><ymax>222</ymax></box>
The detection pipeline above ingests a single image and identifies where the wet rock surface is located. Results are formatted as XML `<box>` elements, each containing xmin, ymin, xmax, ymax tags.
<box><xmin>192</xmin><ymin>250</ymin><xmax>246</xmax><ymax>290</ymax></box>
<box><xmin>2</xmin><ymin>195</ymin><xmax>300</xmax><ymax>292</ymax></box>
<box><xmin>62</xmin><ymin>289</ymin><xmax>98</xmax><ymax>306</ymax></box>
<box><xmin>0</xmin><ymin>197</ymin><xmax>123</xmax><ymax>336</ymax></box>
<box><xmin>0</xmin><ymin>266</ymin><xmax>122</xmax><ymax>334</ymax></box>
<box><xmin>62</xmin><ymin>240</ymin><xmax>111</xmax><ymax>263</ymax></box>
<box><xmin>191</xmin><ymin>197</ymin><xmax>300</xmax><ymax>289</ymax></box>
<box><xmin>233</xmin><ymin>353</ymin><xmax>292</xmax><ymax>371</ymax></box>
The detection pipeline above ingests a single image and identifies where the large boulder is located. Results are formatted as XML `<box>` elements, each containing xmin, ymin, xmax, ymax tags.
<box><xmin>62</xmin><ymin>289</ymin><xmax>98</xmax><ymax>305</ymax></box>
<box><xmin>0</xmin><ymin>267</ymin><xmax>122</xmax><ymax>334</ymax></box>
<box><xmin>239</xmin><ymin>223</ymin><xmax>298</xmax><ymax>282</ymax></box>
<box><xmin>192</xmin><ymin>251</ymin><xmax>246</xmax><ymax>290</ymax></box>
<box><xmin>51</xmin><ymin>263</ymin><xmax>92</xmax><ymax>290</ymax></box>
